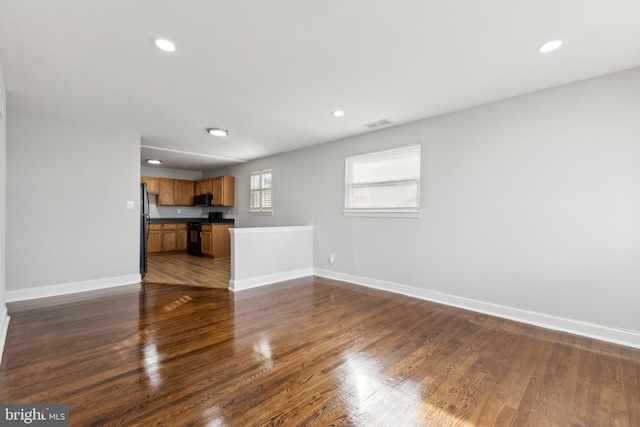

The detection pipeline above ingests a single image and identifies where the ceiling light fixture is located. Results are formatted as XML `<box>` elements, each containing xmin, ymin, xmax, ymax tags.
<box><xmin>332</xmin><ymin>110</ymin><xmax>345</xmax><ymax>117</ymax></box>
<box><xmin>147</xmin><ymin>159</ymin><xmax>162</xmax><ymax>165</ymax></box>
<box><xmin>154</xmin><ymin>38</ymin><xmax>177</xmax><ymax>53</ymax></box>
<box><xmin>206</xmin><ymin>128</ymin><xmax>229</xmax><ymax>137</ymax></box>
<box><xmin>537</xmin><ymin>39</ymin><xmax>563</xmax><ymax>54</ymax></box>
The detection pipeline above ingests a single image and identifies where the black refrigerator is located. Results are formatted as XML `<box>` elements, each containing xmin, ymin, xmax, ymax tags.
<box><xmin>140</xmin><ymin>183</ymin><xmax>150</xmax><ymax>278</ymax></box>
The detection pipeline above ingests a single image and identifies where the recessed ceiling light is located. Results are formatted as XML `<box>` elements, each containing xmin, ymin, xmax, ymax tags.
<box><xmin>537</xmin><ymin>39</ymin><xmax>563</xmax><ymax>54</ymax></box>
<box><xmin>332</xmin><ymin>110</ymin><xmax>345</xmax><ymax>117</ymax></box>
<box><xmin>154</xmin><ymin>38</ymin><xmax>176</xmax><ymax>53</ymax></box>
<box><xmin>147</xmin><ymin>159</ymin><xmax>162</xmax><ymax>165</ymax></box>
<box><xmin>207</xmin><ymin>128</ymin><xmax>229</xmax><ymax>137</ymax></box>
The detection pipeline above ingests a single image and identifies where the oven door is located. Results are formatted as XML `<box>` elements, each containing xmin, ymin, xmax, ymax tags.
<box><xmin>187</xmin><ymin>222</ymin><xmax>204</xmax><ymax>257</ymax></box>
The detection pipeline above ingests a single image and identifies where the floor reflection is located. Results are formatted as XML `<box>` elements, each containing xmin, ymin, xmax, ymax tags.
<box><xmin>339</xmin><ymin>352</ymin><xmax>424</xmax><ymax>426</ymax></box>
<box><xmin>136</xmin><ymin>284</ymin><xmax>234</xmax><ymax>426</ymax></box>
<box><xmin>143</xmin><ymin>342</ymin><xmax>162</xmax><ymax>389</ymax></box>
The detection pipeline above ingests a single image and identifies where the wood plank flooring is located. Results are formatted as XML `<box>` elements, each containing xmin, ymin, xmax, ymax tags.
<box><xmin>1</xmin><ymin>276</ymin><xmax>639</xmax><ymax>426</ymax></box>
<box><xmin>143</xmin><ymin>252</ymin><xmax>230</xmax><ymax>289</ymax></box>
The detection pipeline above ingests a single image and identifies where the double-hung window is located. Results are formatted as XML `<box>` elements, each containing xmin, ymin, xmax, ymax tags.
<box><xmin>344</xmin><ymin>144</ymin><xmax>421</xmax><ymax>217</ymax></box>
<box><xmin>250</xmin><ymin>169</ymin><xmax>273</xmax><ymax>213</ymax></box>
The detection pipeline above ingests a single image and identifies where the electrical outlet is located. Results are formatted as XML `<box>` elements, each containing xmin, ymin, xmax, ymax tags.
<box><xmin>177</xmin><ymin>208</ymin><xmax>182</xmax><ymax>214</ymax></box>
<box><xmin>126</xmin><ymin>201</ymin><xmax>134</xmax><ymax>209</ymax></box>
<box><xmin>329</xmin><ymin>253</ymin><xmax>335</xmax><ymax>264</ymax></box>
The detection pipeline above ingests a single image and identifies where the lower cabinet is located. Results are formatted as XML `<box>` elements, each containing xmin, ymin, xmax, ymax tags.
<box><xmin>201</xmin><ymin>225</ymin><xmax>213</xmax><ymax>256</ymax></box>
<box><xmin>147</xmin><ymin>222</ymin><xmax>230</xmax><ymax>255</ymax></box>
<box><xmin>201</xmin><ymin>224</ymin><xmax>233</xmax><ymax>257</ymax></box>
<box><xmin>177</xmin><ymin>224</ymin><xmax>187</xmax><ymax>251</ymax></box>
<box><xmin>162</xmin><ymin>224</ymin><xmax>177</xmax><ymax>252</ymax></box>
<box><xmin>148</xmin><ymin>224</ymin><xmax>163</xmax><ymax>253</ymax></box>
<box><xmin>148</xmin><ymin>223</ymin><xmax>188</xmax><ymax>253</ymax></box>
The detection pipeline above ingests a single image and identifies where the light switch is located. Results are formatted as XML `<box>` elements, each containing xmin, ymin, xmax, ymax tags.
<box><xmin>127</xmin><ymin>201</ymin><xmax>134</xmax><ymax>209</ymax></box>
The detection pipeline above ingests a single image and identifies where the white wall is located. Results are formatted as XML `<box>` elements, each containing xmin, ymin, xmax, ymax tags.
<box><xmin>229</xmin><ymin>226</ymin><xmax>314</xmax><ymax>291</ymax></box>
<box><xmin>213</xmin><ymin>67</ymin><xmax>640</xmax><ymax>346</ymax></box>
<box><xmin>0</xmin><ymin>64</ymin><xmax>9</xmax><ymax>363</ymax></box>
<box><xmin>6</xmin><ymin>113</ymin><xmax>141</xmax><ymax>296</ymax></box>
<box><xmin>141</xmin><ymin>166</ymin><xmax>202</xmax><ymax>181</ymax></box>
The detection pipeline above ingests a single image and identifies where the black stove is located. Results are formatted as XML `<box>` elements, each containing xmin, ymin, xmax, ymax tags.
<box><xmin>187</xmin><ymin>221</ymin><xmax>204</xmax><ymax>257</ymax></box>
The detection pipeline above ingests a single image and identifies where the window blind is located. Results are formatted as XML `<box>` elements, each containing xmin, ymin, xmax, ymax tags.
<box><xmin>345</xmin><ymin>144</ymin><xmax>421</xmax><ymax>217</ymax></box>
<box><xmin>250</xmin><ymin>169</ymin><xmax>273</xmax><ymax>213</ymax></box>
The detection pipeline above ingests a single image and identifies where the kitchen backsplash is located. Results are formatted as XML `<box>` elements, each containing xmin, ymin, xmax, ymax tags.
<box><xmin>148</xmin><ymin>194</ymin><xmax>235</xmax><ymax>220</ymax></box>
<box><xmin>148</xmin><ymin>194</ymin><xmax>205</xmax><ymax>219</ymax></box>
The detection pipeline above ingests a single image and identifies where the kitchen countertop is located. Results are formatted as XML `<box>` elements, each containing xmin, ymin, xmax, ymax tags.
<box><xmin>149</xmin><ymin>218</ymin><xmax>199</xmax><ymax>224</ymax></box>
<box><xmin>149</xmin><ymin>218</ymin><xmax>235</xmax><ymax>224</ymax></box>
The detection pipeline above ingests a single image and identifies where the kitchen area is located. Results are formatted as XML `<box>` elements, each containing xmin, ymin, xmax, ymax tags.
<box><xmin>140</xmin><ymin>174</ymin><xmax>235</xmax><ymax>289</ymax></box>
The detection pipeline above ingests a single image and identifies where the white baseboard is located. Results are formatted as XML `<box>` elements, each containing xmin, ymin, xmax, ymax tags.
<box><xmin>314</xmin><ymin>269</ymin><xmax>640</xmax><ymax>350</ymax></box>
<box><xmin>230</xmin><ymin>268</ymin><xmax>314</xmax><ymax>292</ymax></box>
<box><xmin>0</xmin><ymin>306</ymin><xmax>9</xmax><ymax>366</ymax></box>
<box><xmin>6</xmin><ymin>274</ymin><xmax>142</xmax><ymax>302</ymax></box>
<box><xmin>6</xmin><ymin>269</ymin><xmax>638</xmax><ymax>350</ymax></box>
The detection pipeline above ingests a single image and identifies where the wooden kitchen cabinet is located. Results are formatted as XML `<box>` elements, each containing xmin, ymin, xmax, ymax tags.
<box><xmin>201</xmin><ymin>224</ymin><xmax>213</xmax><ymax>256</ymax></box>
<box><xmin>152</xmin><ymin>178</ymin><xmax>195</xmax><ymax>206</ymax></box>
<box><xmin>194</xmin><ymin>180</ymin><xmax>205</xmax><ymax>196</ymax></box>
<box><xmin>194</xmin><ymin>176</ymin><xmax>234</xmax><ymax>206</ymax></box>
<box><xmin>211</xmin><ymin>223</ymin><xmax>234</xmax><ymax>257</ymax></box>
<box><xmin>177</xmin><ymin>223</ymin><xmax>187</xmax><ymax>251</ymax></box>
<box><xmin>195</xmin><ymin>179</ymin><xmax>212</xmax><ymax>196</ymax></box>
<box><xmin>141</xmin><ymin>176</ymin><xmax>159</xmax><ymax>195</ymax></box>
<box><xmin>144</xmin><ymin>176</ymin><xmax>234</xmax><ymax>206</ymax></box>
<box><xmin>194</xmin><ymin>179</ymin><xmax>211</xmax><ymax>196</ymax></box>
<box><xmin>162</xmin><ymin>224</ymin><xmax>177</xmax><ymax>252</ymax></box>
<box><xmin>204</xmin><ymin>179</ymin><xmax>215</xmax><ymax>196</ymax></box>
<box><xmin>200</xmin><ymin>223</ymin><xmax>233</xmax><ymax>257</ymax></box>
<box><xmin>158</xmin><ymin>179</ymin><xmax>175</xmax><ymax>206</ymax></box>
<box><xmin>147</xmin><ymin>224</ymin><xmax>163</xmax><ymax>253</ymax></box>
<box><xmin>148</xmin><ymin>223</ymin><xmax>188</xmax><ymax>253</ymax></box>
<box><xmin>175</xmin><ymin>180</ymin><xmax>195</xmax><ymax>206</ymax></box>
<box><xmin>212</xmin><ymin>176</ymin><xmax>235</xmax><ymax>206</ymax></box>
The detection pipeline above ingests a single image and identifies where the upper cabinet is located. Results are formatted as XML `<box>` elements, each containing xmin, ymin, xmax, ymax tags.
<box><xmin>142</xmin><ymin>175</ymin><xmax>234</xmax><ymax>206</ymax></box>
<box><xmin>141</xmin><ymin>176</ymin><xmax>159</xmax><ymax>195</ymax></box>
<box><xmin>195</xmin><ymin>176</ymin><xmax>235</xmax><ymax>206</ymax></box>
<box><xmin>157</xmin><ymin>179</ymin><xmax>194</xmax><ymax>206</ymax></box>
<box><xmin>195</xmin><ymin>179</ymin><xmax>214</xmax><ymax>196</ymax></box>
<box><xmin>194</xmin><ymin>180</ymin><xmax>204</xmax><ymax>196</ymax></box>
<box><xmin>175</xmin><ymin>180</ymin><xmax>195</xmax><ymax>206</ymax></box>
<box><xmin>158</xmin><ymin>179</ymin><xmax>176</xmax><ymax>206</ymax></box>
<box><xmin>212</xmin><ymin>176</ymin><xmax>235</xmax><ymax>207</ymax></box>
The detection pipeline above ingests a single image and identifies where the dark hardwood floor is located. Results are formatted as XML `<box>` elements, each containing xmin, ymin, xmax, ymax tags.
<box><xmin>1</xmin><ymin>276</ymin><xmax>639</xmax><ymax>426</ymax></box>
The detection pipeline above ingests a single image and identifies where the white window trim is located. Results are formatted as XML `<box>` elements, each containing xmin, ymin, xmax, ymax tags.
<box><xmin>342</xmin><ymin>209</ymin><xmax>422</xmax><ymax>218</ymax></box>
<box><xmin>249</xmin><ymin>169</ymin><xmax>273</xmax><ymax>215</ymax></box>
<box><xmin>344</xmin><ymin>144</ymin><xmax>422</xmax><ymax>218</ymax></box>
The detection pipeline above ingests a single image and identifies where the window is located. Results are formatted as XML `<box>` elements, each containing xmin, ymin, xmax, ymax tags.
<box><xmin>250</xmin><ymin>169</ymin><xmax>273</xmax><ymax>213</ymax></box>
<box><xmin>344</xmin><ymin>144</ymin><xmax>421</xmax><ymax>217</ymax></box>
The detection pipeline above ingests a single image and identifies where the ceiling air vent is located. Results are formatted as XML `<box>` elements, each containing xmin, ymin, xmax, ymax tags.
<box><xmin>364</xmin><ymin>119</ymin><xmax>392</xmax><ymax>129</ymax></box>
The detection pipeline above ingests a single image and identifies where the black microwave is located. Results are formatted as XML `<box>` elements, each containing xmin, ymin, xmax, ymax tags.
<box><xmin>193</xmin><ymin>194</ymin><xmax>214</xmax><ymax>206</ymax></box>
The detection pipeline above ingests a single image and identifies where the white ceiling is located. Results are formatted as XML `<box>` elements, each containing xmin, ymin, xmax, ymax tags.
<box><xmin>1</xmin><ymin>1</ymin><xmax>639</xmax><ymax>171</ymax></box>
